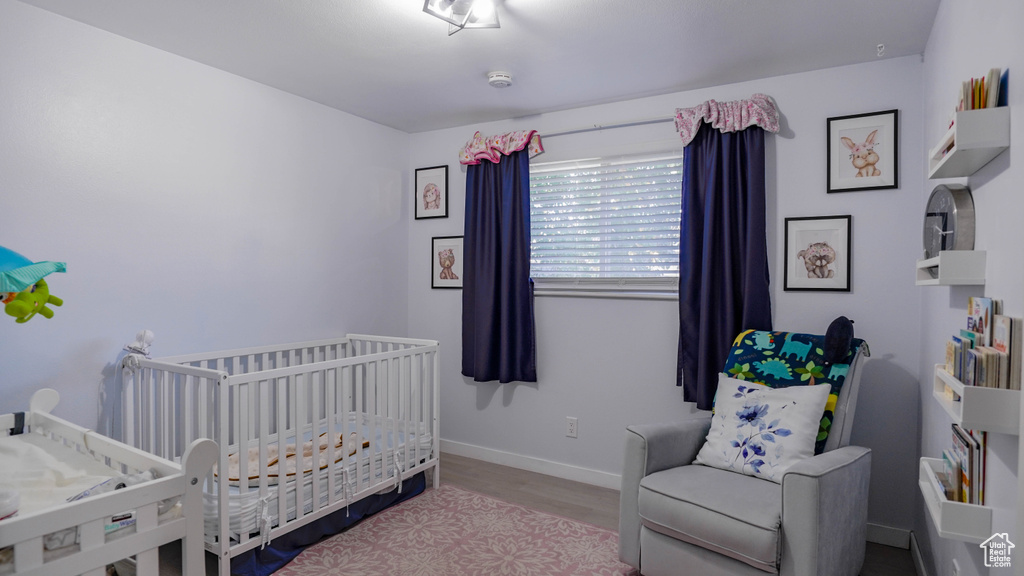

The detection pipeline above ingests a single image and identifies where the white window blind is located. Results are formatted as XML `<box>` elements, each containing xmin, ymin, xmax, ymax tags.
<box><xmin>529</xmin><ymin>152</ymin><xmax>683</xmax><ymax>289</ymax></box>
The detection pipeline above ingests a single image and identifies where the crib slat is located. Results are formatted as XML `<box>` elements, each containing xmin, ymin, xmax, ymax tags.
<box><xmin>135</xmin><ymin>503</ymin><xmax>159</xmax><ymax>576</ymax></box>
<box><xmin>310</xmin><ymin>366</ymin><xmax>322</xmax><ymax>515</ymax></box>
<box><xmin>14</xmin><ymin>536</ymin><xmax>43</xmax><ymax>572</ymax></box>
<box><xmin>277</xmin><ymin>371</ymin><xmax>288</xmax><ymax>534</ymax></box>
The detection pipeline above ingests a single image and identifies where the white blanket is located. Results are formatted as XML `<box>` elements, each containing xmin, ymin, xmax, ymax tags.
<box><xmin>0</xmin><ymin>433</ymin><xmax>116</xmax><ymax>518</ymax></box>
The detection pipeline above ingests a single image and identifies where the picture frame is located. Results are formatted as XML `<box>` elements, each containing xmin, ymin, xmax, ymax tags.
<box><xmin>415</xmin><ymin>165</ymin><xmax>449</xmax><ymax>219</ymax></box>
<box><xmin>827</xmin><ymin>109</ymin><xmax>898</xmax><ymax>193</ymax></box>
<box><xmin>784</xmin><ymin>215</ymin><xmax>852</xmax><ymax>292</ymax></box>
<box><xmin>431</xmin><ymin>235</ymin><xmax>464</xmax><ymax>289</ymax></box>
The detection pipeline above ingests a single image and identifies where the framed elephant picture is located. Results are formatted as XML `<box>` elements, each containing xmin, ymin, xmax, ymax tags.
<box><xmin>431</xmin><ymin>235</ymin><xmax>463</xmax><ymax>289</ymax></box>
<box><xmin>784</xmin><ymin>215</ymin><xmax>851</xmax><ymax>292</ymax></box>
<box><xmin>827</xmin><ymin>109</ymin><xmax>898</xmax><ymax>193</ymax></box>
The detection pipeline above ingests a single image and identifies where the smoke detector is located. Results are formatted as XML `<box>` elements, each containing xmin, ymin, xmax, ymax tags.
<box><xmin>487</xmin><ymin>71</ymin><xmax>513</xmax><ymax>88</ymax></box>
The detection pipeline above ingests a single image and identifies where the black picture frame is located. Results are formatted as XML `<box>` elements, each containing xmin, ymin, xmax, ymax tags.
<box><xmin>415</xmin><ymin>165</ymin><xmax>449</xmax><ymax>219</ymax></box>
<box><xmin>431</xmin><ymin>235</ymin><xmax>463</xmax><ymax>289</ymax></box>
<box><xmin>783</xmin><ymin>215</ymin><xmax>852</xmax><ymax>292</ymax></box>
<box><xmin>827</xmin><ymin>109</ymin><xmax>899</xmax><ymax>193</ymax></box>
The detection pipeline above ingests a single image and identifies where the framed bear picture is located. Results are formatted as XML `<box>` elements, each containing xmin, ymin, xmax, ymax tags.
<box><xmin>431</xmin><ymin>235</ymin><xmax>463</xmax><ymax>289</ymax></box>
<box><xmin>784</xmin><ymin>215</ymin><xmax>851</xmax><ymax>292</ymax></box>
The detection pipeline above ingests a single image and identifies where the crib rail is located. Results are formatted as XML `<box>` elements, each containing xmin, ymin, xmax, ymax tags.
<box><xmin>119</xmin><ymin>334</ymin><xmax>440</xmax><ymax>575</ymax></box>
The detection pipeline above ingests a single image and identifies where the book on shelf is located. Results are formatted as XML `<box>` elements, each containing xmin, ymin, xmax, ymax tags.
<box><xmin>998</xmin><ymin>69</ymin><xmax>1009</xmax><ymax>107</ymax></box>
<box><xmin>941</xmin><ymin>448</ymin><xmax>961</xmax><ymax>501</ymax></box>
<box><xmin>952</xmin><ymin>424</ymin><xmax>976</xmax><ymax>504</ymax></box>
<box><xmin>948</xmin><ymin>300</ymin><xmax>1021</xmax><ymax>390</ymax></box>
<box><xmin>969</xmin><ymin>429</ymin><xmax>987</xmax><ymax>505</ymax></box>
<box><xmin>953</xmin><ymin>331</ymin><xmax>975</xmax><ymax>381</ymax></box>
<box><xmin>957</xmin><ymin>68</ymin><xmax>1006</xmax><ymax>112</ymax></box>
<box><xmin>993</xmin><ymin>314</ymin><xmax>1023</xmax><ymax>390</ymax></box>
<box><xmin>965</xmin><ymin>348</ymin><xmax>979</xmax><ymax>387</ymax></box>
<box><xmin>967</xmin><ymin>296</ymin><xmax>997</xmax><ymax>347</ymax></box>
<box><xmin>945</xmin><ymin>339</ymin><xmax>956</xmax><ymax>376</ymax></box>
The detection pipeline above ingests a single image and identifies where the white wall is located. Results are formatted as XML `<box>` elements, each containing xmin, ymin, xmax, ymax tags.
<box><xmin>0</xmin><ymin>0</ymin><xmax>411</xmax><ymax>432</ymax></box>
<box><xmin>408</xmin><ymin>56</ymin><xmax>925</xmax><ymax>529</ymax></box>
<box><xmin>918</xmin><ymin>1</ymin><xmax>1024</xmax><ymax>575</ymax></box>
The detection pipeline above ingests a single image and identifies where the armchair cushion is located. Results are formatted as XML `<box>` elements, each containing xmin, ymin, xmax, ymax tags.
<box><xmin>695</xmin><ymin>375</ymin><xmax>830</xmax><ymax>482</ymax></box>
<box><xmin>638</xmin><ymin>464</ymin><xmax>782</xmax><ymax>573</ymax></box>
<box><xmin>722</xmin><ymin>330</ymin><xmax>868</xmax><ymax>454</ymax></box>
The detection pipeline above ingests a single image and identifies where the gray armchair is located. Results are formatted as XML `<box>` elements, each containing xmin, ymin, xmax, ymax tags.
<box><xmin>619</xmin><ymin>331</ymin><xmax>871</xmax><ymax>576</ymax></box>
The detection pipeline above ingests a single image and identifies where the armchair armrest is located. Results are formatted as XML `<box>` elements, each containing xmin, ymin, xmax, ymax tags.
<box><xmin>618</xmin><ymin>416</ymin><xmax>712</xmax><ymax>568</ymax></box>
<box><xmin>780</xmin><ymin>446</ymin><xmax>871</xmax><ymax>576</ymax></box>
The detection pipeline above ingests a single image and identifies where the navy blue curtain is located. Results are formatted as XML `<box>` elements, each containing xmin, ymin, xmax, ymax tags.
<box><xmin>677</xmin><ymin>123</ymin><xmax>773</xmax><ymax>409</ymax></box>
<box><xmin>462</xmin><ymin>148</ymin><xmax>537</xmax><ymax>383</ymax></box>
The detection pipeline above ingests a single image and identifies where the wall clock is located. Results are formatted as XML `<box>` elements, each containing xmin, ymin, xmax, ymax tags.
<box><xmin>922</xmin><ymin>184</ymin><xmax>975</xmax><ymax>269</ymax></box>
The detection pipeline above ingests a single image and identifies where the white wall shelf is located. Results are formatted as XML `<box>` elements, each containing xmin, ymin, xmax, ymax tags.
<box><xmin>919</xmin><ymin>457</ymin><xmax>992</xmax><ymax>543</ymax></box>
<box><xmin>932</xmin><ymin>364</ymin><xmax>1019</xmax><ymax>435</ymax></box>
<box><xmin>915</xmin><ymin>251</ymin><xmax>986</xmax><ymax>286</ymax></box>
<box><xmin>928</xmin><ymin>108</ymin><xmax>1010</xmax><ymax>179</ymax></box>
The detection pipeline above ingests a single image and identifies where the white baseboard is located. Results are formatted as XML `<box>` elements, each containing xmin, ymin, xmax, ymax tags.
<box><xmin>910</xmin><ymin>531</ymin><xmax>927</xmax><ymax>576</ymax></box>
<box><xmin>867</xmin><ymin>523</ymin><xmax>911</xmax><ymax>548</ymax></box>
<box><xmin>440</xmin><ymin>439</ymin><xmax>621</xmax><ymax>490</ymax></box>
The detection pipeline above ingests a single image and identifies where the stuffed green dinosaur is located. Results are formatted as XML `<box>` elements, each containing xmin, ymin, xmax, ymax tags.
<box><xmin>0</xmin><ymin>245</ymin><xmax>66</xmax><ymax>323</ymax></box>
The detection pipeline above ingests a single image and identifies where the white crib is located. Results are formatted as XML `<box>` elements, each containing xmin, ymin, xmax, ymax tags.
<box><xmin>0</xmin><ymin>389</ymin><xmax>216</xmax><ymax>576</ymax></box>
<box><xmin>119</xmin><ymin>334</ymin><xmax>440</xmax><ymax>576</ymax></box>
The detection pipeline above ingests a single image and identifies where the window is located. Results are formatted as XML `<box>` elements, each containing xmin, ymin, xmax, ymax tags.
<box><xmin>529</xmin><ymin>152</ymin><xmax>683</xmax><ymax>296</ymax></box>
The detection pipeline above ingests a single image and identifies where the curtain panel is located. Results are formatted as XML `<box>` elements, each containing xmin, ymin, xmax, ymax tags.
<box><xmin>676</xmin><ymin>95</ymin><xmax>778</xmax><ymax>409</ymax></box>
<box><xmin>460</xmin><ymin>130</ymin><xmax>542</xmax><ymax>383</ymax></box>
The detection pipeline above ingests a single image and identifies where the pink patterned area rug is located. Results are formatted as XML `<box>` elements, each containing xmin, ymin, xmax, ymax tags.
<box><xmin>275</xmin><ymin>485</ymin><xmax>638</xmax><ymax>576</ymax></box>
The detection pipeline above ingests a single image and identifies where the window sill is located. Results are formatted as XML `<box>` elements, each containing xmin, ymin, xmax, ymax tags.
<box><xmin>534</xmin><ymin>289</ymin><xmax>677</xmax><ymax>301</ymax></box>
<box><xmin>532</xmin><ymin>278</ymin><xmax>679</xmax><ymax>301</ymax></box>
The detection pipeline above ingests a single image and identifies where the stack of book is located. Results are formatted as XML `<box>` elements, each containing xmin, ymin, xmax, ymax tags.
<box><xmin>944</xmin><ymin>296</ymin><xmax>1022</xmax><ymax>390</ymax></box>
<box><xmin>936</xmin><ymin>424</ymin><xmax>986</xmax><ymax>505</ymax></box>
<box><xmin>957</xmin><ymin>68</ymin><xmax>1008</xmax><ymax>113</ymax></box>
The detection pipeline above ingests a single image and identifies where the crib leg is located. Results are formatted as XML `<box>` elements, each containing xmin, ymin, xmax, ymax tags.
<box><xmin>219</xmin><ymin>551</ymin><xmax>231</xmax><ymax>576</ymax></box>
<box><xmin>433</xmin><ymin>461</ymin><xmax>441</xmax><ymax>488</ymax></box>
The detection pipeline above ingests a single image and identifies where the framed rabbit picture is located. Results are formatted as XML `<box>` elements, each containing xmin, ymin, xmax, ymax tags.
<box><xmin>827</xmin><ymin>109</ymin><xmax>898</xmax><ymax>193</ymax></box>
<box><xmin>431</xmin><ymin>235</ymin><xmax>463</xmax><ymax>289</ymax></box>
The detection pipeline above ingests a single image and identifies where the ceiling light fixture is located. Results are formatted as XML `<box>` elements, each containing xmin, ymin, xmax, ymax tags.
<box><xmin>423</xmin><ymin>0</ymin><xmax>500</xmax><ymax>36</ymax></box>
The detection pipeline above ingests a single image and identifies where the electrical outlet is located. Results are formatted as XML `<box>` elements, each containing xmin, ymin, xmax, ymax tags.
<box><xmin>952</xmin><ymin>559</ymin><xmax>960</xmax><ymax>576</ymax></box>
<box><xmin>566</xmin><ymin>417</ymin><xmax>578</xmax><ymax>438</ymax></box>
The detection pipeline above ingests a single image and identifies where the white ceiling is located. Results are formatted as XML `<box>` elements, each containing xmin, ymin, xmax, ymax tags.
<box><xmin>17</xmin><ymin>0</ymin><xmax>941</xmax><ymax>133</ymax></box>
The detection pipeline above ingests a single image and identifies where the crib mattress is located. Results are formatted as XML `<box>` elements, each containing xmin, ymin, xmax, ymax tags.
<box><xmin>204</xmin><ymin>419</ymin><xmax>432</xmax><ymax>543</ymax></box>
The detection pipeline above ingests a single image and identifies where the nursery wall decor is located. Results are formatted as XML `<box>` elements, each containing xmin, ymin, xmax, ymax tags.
<box><xmin>0</xmin><ymin>245</ymin><xmax>66</xmax><ymax>323</ymax></box>
<box><xmin>784</xmin><ymin>215</ymin><xmax>852</xmax><ymax>292</ymax></box>
<box><xmin>415</xmin><ymin>165</ymin><xmax>449</xmax><ymax>219</ymax></box>
<box><xmin>431</xmin><ymin>235</ymin><xmax>463</xmax><ymax>289</ymax></box>
<box><xmin>827</xmin><ymin>109</ymin><xmax>898</xmax><ymax>193</ymax></box>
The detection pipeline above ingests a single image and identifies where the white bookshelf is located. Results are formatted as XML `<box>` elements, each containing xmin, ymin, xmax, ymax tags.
<box><xmin>928</xmin><ymin>108</ymin><xmax>1010</xmax><ymax>179</ymax></box>
<box><xmin>915</xmin><ymin>251</ymin><xmax>986</xmax><ymax>286</ymax></box>
<box><xmin>919</xmin><ymin>457</ymin><xmax>992</xmax><ymax>543</ymax></box>
<box><xmin>932</xmin><ymin>364</ymin><xmax>1019</xmax><ymax>435</ymax></box>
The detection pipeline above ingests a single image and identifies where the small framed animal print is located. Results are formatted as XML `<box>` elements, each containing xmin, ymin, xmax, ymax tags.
<box><xmin>827</xmin><ymin>110</ymin><xmax>898</xmax><ymax>193</ymax></box>
<box><xmin>415</xmin><ymin>165</ymin><xmax>449</xmax><ymax>219</ymax></box>
<box><xmin>431</xmin><ymin>235</ymin><xmax>463</xmax><ymax>289</ymax></box>
<box><xmin>784</xmin><ymin>215</ymin><xmax>851</xmax><ymax>292</ymax></box>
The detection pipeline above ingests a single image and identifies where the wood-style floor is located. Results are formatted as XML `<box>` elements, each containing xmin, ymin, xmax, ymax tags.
<box><xmin>155</xmin><ymin>452</ymin><xmax>917</xmax><ymax>575</ymax></box>
<box><xmin>439</xmin><ymin>452</ymin><xmax>918</xmax><ymax>576</ymax></box>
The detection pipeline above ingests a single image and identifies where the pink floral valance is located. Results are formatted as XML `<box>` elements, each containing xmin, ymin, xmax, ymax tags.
<box><xmin>675</xmin><ymin>94</ymin><xmax>779</xmax><ymax>147</ymax></box>
<box><xmin>459</xmin><ymin>130</ymin><xmax>544</xmax><ymax>165</ymax></box>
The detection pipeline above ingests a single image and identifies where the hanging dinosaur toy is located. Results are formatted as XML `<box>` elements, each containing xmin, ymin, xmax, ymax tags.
<box><xmin>0</xmin><ymin>245</ymin><xmax>66</xmax><ymax>323</ymax></box>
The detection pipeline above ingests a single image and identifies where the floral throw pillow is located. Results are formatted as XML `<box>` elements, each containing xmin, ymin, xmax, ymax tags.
<box><xmin>694</xmin><ymin>374</ymin><xmax>830</xmax><ymax>483</ymax></box>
